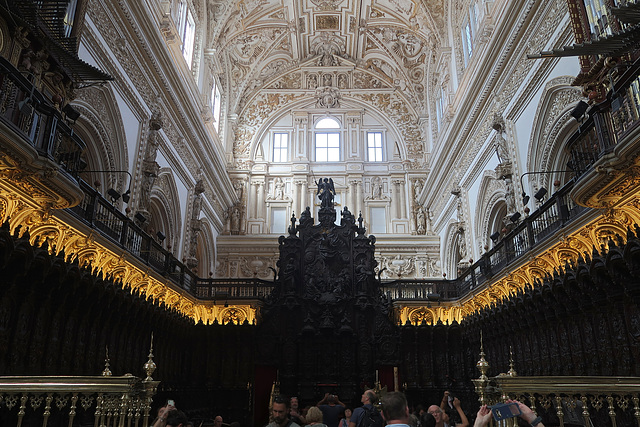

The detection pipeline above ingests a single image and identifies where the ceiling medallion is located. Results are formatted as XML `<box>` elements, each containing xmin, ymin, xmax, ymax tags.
<box><xmin>310</xmin><ymin>0</ymin><xmax>344</xmax><ymax>11</ymax></box>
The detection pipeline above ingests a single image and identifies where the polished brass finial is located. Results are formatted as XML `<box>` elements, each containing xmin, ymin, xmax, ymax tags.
<box><xmin>508</xmin><ymin>346</ymin><xmax>518</xmax><ymax>377</ymax></box>
<box><xmin>143</xmin><ymin>332</ymin><xmax>156</xmax><ymax>381</ymax></box>
<box><xmin>476</xmin><ymin>331</ymin><xmax>489</xmax><ymax>381</ymax></box>
<box><xmin>102</xmin><ymin>346</ymin><xmax>112</xmax><ymax>376</ymax></box>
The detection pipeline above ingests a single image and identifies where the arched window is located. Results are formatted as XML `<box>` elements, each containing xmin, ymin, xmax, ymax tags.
<box><xmin>314</xmin><ymin>117</ymin><xmax>341</xmax><ymax>161</ymax></box>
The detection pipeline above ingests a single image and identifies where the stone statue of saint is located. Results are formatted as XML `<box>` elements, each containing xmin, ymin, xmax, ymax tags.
<box><xmin>416</xmin><ymin>207</ymin><xmax>426</xmax><ymax>235</ymax></box>
<box><xmin>371</xmin><ymin>176</ymin><xmax>382</xmax><ymax>199</ymax></box>
<box><xmin>273</xmin><ymin>177</ymin><xmax>284</xmax><ymax>200</ymax></box>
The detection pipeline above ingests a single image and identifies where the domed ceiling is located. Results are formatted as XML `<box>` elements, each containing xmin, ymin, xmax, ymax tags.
<box><xmin>206</xmin><ymin>0</ymin><xmax>446</xmax><ymax>166</ymax></box>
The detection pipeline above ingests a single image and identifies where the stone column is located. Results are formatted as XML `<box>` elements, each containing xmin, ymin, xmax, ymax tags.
<box><xmin>251</xmin><ymin>180</ymin><xmax>258</xmax><ymax>219</ymax></box>
<box><xmin>356</xmin><ymin>180</ymin><xmax>363</xmax><ymax>217</ymax></box>
<box><xmin>257</xmin><ymin>180</ymin><xmax>265</xmax><ymax>219</ymax></box>
<box><xmin>295</xmin><ymin>179</ymin><xmax>307</xmax><ymax>215</ymax></box>
<box><xmin>348</xmin><ymin>180</ymin><xmax>356</xmax><ymax>214</ymax></box>
<box><xmin>392</xmin><ymin>180</ymin><xmax>401</xmax><ymax>218</ymax></box>
<box><xmin>399</xmin><ymin>180</ymin><xmax>406</xmax><ymax>218</ymax></box>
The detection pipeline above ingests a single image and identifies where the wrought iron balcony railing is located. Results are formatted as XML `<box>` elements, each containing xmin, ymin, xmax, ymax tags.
<box><xmin>194</xmin><ymin>278</ymin><xmax>276</xmax><ymax>300</ymax></box>
<box><xmin>455</xmin><ymin>179</ymin><xmax>589</xmax><ymax>297</ymax></box>
<box><xmin>0</xmin><ymin>56</ymin><xmax>86</xmax><ymax>176</ymax></box>
<box><xmin>68</xmin><ymin>180</ymin><xmax>199</xmax><ymax>293</ymax></box>
<box><xmin>566</xmin><ymin>59</ymin><xmax>640</xmax><ymax>179</ymax></box>
<box><xmin>66</xmin><ymin>175</ymin><xmax>589</xmax><ymax>305</ymax></box>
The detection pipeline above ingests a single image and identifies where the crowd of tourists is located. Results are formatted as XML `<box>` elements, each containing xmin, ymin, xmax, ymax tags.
<box><xmin>152</xmin><ymin>389</ymin><xmax>544</xmax><ymax>427</ymax></box>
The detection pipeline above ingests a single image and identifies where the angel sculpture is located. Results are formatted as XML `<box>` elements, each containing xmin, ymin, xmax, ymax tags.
<box><xmin>316</xmin><ymin>177</ymin><xmax>335</xmax><ymax>208</ymax></box>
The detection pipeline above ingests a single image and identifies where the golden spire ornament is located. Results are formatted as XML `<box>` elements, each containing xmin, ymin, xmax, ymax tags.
<box><xmin>507</xmin><ymin>346</ymin><xmax>517</xmax><ymax>377</ymax></box>
<box><xmin>102</xmin><ymin>346</ymin><xmax>112</xmax><ymax>376</ymax></box>
<box><xmin>476</xmin><ymin>331</ymin><xmax>489</xmax><ymax>381</ymax></box>
<box><xmin>143</xmin><ymin>332</ymin><xmax>156</xmax><ymax>381</ymax></box>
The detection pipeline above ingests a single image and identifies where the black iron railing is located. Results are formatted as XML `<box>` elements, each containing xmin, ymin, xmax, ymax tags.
<box><xmin>66</xmin><ymin>177</ymin><xmax>589</xmax><ymax>302</ymax></box>
<box><xmin>0</xmin><ymin>56</ymin><xmax>85</xmax><ymax>175</ymax></box>
<box><xmin>194</xmin><ymin>278</ymin><xmax>275</xmax><ymax>300</ymax></box>
<box><xmin>566</xmin><ymin>60</ymin><xmax>640</xmax><ymax>178</ymax></box>
<box><xmin>68</xmin><ymin>180</ymin><xmax>198</xmax><ymax>293</ymax></box>
<box><xmin>455</xmin><ymin>181</ymin><xmax>588</xmax><ymax>296</ymax></box>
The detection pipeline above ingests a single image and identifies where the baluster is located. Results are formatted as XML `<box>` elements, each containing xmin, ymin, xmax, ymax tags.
<box><xmin>555</xmin><ymin>396</ymin><xmax>564</xmax><ymax>427</ymax></box>
<box><xmin>134</xmin><ymin>396</ymin><xmax>142</xmax><ymax>427</ymax></box>
<box><xmin>106</xmin><ymin>396</ymin><xmax>114</xmax><ymax>427</ymax></box>
<box><xmin>42</xmin><ymin>393</ymin><xmax>53</xmax><ymax>427</ymax></box>
<box><xmin>119</xmin><ymin>393</ymin><xmax>129</xmax><ymax>427</ymax></box>
<box><xmin>126</xmin><ymin>395</ymin><xmax>134</xmax><ymax>427</ymax></box>
<box><xmin>529</xmin><ymin>395</ymin><xmax>537</xmax><ymax>417</ymax></box>
<box><xmin>607</xmin><ymin>395</ymin><xmax>617</xmax><ymax>427</ymax></box>
<box><xmin>68</xmin><ymin>393</ymin><xmax>78</xmax><ymax>427</ymax></box>
<box><xmin>142</xmin><ymin>396</ymin><xmax>153</xmax><ymax>427</ymax></box>
<box><xmin>17</xmin><ymin>393</ymin><xmax>28</xmax><ymax>427</ymax></box>
<box><xmin>95</xmin><ymin>393</ymin><xmax>104</xmax><ymax>427</ymax></box>
<box><xmin>581</xmin><ymin>396</ymin><xmax>591</xmax><ymax>427</ymax></box>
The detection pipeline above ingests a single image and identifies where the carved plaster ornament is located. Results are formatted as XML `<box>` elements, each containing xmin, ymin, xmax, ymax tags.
<box><xmin>311</xmin><ymin>32</ymin><xmax>345</xmax><ymax>66</ymax></box>
<box><xmin>315</xmin><ymin>86</ymin><xmax>341</xmax><ymax>108</ymax></box>
<box><xmin>309</xmin><ymin>0</ymin><xmax>344</xmax><ymax>11</ymax></box>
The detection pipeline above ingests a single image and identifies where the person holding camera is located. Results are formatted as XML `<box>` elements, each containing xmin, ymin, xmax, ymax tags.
<box><xmin>318</xmin><ymin>393</ymin><xmax>346</xmax><ymax>427</ymax></box>
<box><xmin>428</xmin><ymin>391</ymin><xmax>468</xmax><ymax>427</ymax></box>
<box><xmin>153</xmin><ymin>401</ymin><xmax>178</xmax><ymax>427</ymax></box>
<box><xmin>473</xmin><ymin>400</ymin><xmax>544</xmax><ymax>427</ymax></box>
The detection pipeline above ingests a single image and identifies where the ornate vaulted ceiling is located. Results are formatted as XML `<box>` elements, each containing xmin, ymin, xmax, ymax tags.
<box><xmin>206</xmin><ymin>0</ymin><xmax>445</xmax><ymax>165</ymax></box>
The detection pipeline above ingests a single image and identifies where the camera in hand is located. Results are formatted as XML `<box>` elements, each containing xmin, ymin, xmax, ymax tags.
<box><xmin>490</xmin><ymin>402</ymin><xmax>521</xmax><ymax>421</ymax></box>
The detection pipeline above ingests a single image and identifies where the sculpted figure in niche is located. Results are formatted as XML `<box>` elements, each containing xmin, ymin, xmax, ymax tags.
<box><xmin>416</xmin><ymin>206</ymin><xmax>426</xmax><ymax>235</ymax></box>
<box><xmin>144</xmin><ymin>112</ymin><xmax>163</xmax><ymax>163</ymax></box>
<box><xmin>308</xmin><ymin>74</ymin><xmax>318</xmax><ymax>89</ymax></box>
<box><xmin>492</xmin><ymin>114</ymin><xmax>510</xmax><ymax>164</ymax></box>
<box><xmin>371</xmin><ymin>176</ymin><xmax>382</xmax><ymax>199</ymax></box>
<box><xmin>323</xmin><ymin>73</ymin><xmax>333</xmax><ymax>87</ymax></box>
<box><xmin>338</xmin><ymin>74</ymin><xmax>347</xmax><ymax>89</ymax></box>
<box><xmin>273</xmin><ymin>177</ymin><xmax>285</xmax><ymax>200</ymax></box>
<box><xmin>230</xmin><ymin>206</ymin><xmax>241</xmax><ymax>233</ymax></box>
<box><xmin>413</xmin><ymin>179</ymin><xmax>423</xmax><ymax>201</ymax></box>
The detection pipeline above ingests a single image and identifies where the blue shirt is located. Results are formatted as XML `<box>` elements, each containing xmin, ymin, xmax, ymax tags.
<box><xmin>351</xmin><ymin>404</ymin><xmax>374</xmax><ymax>427</ymax></box>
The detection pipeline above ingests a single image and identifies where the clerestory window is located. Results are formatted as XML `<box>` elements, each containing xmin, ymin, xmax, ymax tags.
<box><xmin>176</xmin><ymin>1</ymin><xmax>196</xmax><ymax>67</ymax></box>
<box><xmin>367</xmin><ymin>132</ymin><xmax>383</xmax><ymax>162</ymax></box>
<box><xmin>315</xmin><ymin>117</ymin><xmax>341</xmax><ymax>162</ymax></box>
<box><xmin>273</xmin><ymin>133</ymin><xmax>288</xmax><ymax>162</ymax></box>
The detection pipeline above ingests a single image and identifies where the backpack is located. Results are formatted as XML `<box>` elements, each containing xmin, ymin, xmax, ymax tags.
<box><xmin>358</xmin><ymin>407</ymin><xmax>384</xmax><ymax>427</ymax></box>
